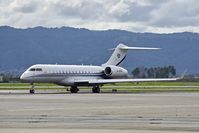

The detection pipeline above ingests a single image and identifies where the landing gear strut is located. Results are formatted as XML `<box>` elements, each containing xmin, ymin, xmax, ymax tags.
<box><xmin>92</xmin><ymin>86</ymin><xmax>100</xmax><ymax>93</ymax></box>
<box><xmin>70</xmin><ymin>86</ymin><xmax>79</xmax><ymax>93</ymax></box>
<box><xmin>30</xmin><ymin>83</ymin><xmax>35</xmax><ymax>94</ymax></box>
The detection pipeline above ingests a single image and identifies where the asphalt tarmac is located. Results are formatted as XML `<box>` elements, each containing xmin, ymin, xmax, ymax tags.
<box><xmin>0</xmin><ymin>92</ymin><xmax>199</xmax><ymax>133</ymax></box>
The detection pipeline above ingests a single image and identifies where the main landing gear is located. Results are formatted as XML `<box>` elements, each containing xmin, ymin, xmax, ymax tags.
<box><xmin>70</xmin><ymin>86</ymin><xmax>79</xmax><ymax>93</ymax></box>
<box><xmin>30</xmin><ymin>83</ymin><xmax>35</xmax><ymax>94</ymax></box>
<box><xmin>69</xmin><ymin>86</ymin><xmax>100</xmax><ymax>93</ymax></box>
<box><xmin>92</xmin><ymin>86</ymin><xmax>100</xmax><ymax>93</ymax></box>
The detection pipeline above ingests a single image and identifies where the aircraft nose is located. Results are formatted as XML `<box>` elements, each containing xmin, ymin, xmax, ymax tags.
<box><xmin>20</xmin><ymin>73</ymin><xmax>27</xmax><ymax>80</ymax></box>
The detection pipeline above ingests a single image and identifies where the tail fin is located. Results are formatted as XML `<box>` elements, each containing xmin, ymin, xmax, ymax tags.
<box><xmin>102</xmin><ymin>43</ymin><xmax>160</xmax><ymax>67</ymax></box>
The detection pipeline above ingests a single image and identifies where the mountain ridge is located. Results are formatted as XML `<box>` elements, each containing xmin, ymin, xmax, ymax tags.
<box><xmin>0</xmin><ymin>26</ymin><xmax>199</xmax><ymax>74</ymax></box>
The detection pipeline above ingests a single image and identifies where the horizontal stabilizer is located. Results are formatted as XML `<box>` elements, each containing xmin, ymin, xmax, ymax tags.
<box><xmin>103</xmin><ymin>43</ymin><xmax>160</xmax><ymax>66</ymax></box>
<box><xmin>120</xmin><ymin>46</ymin><xmax>160</xmax><ymax>50</ymax></box>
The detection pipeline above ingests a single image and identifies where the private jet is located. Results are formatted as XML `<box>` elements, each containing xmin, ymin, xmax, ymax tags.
<box><xmin>20</xmin><ymin>43</ymin><xmax>180</xmax><ymax>93</ymax></box>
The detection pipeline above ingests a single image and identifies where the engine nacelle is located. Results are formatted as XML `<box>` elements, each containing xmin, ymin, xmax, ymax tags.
<box><xmin>104</xmin><ymin>65</ymin><xmax>128</xmax><ymax>78</ymax></box>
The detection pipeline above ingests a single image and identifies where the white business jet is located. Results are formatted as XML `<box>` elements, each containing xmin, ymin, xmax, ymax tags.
<box><xmin>20</xmin><ymin>43</ymin><xmax>180</xmax><ymax>93</ymax></box>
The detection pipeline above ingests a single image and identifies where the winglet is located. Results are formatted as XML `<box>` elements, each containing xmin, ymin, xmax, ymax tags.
<box><xmin>180</xmin><ymin>70</ymin><xmax>187</xmax><ymax>79</ymax></box>
<box><xmin>176</xmin><ymin>70</ymin><xmax>187</xmax><ymax>80</ymax></box>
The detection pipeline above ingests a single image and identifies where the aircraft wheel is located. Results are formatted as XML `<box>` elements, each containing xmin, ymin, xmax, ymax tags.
<box><xmin>70</xmin><ymin>86</ymin><xmax>79</xmax><ymax>93</ymax></box>
<box><xmin>92</xmin><ymin>86</ymin><xmax>100</xmax><ymax>93</ymax></box>
<box><xmin>30</xmin><ymin>83</ymin><xmax>35</xmax><ymax>94</ymax></box>
<box><xmin>29</xmin><ymin>89</ymin><xmax>35</xmax><ymax>94</ymax></box>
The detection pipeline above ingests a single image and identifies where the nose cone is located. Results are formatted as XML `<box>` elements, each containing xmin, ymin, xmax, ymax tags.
<box><xmin>20</xmin><ymin>73</ymin><xmax>27</xmax><ymax>81</ymax></box>
<box><xmin>20</xmin><ymin>72</ymin><xmax>33</xmax><ymax>82</ymax></box>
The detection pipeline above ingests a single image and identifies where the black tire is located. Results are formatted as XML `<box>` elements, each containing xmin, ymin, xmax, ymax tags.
<box><xmin>92</xmin><ymin>86</ymin><xmax>100</xmax><ymax>93</ymax></box>
<box><xmin>29</xmin><ymin>89</ymin><xmax>35</xmax><ymax>94</ymax></box>
<box><xmin>70</xmin><ymin>86</ymin><xmax>79</xmax><ymax>93</ymax></box>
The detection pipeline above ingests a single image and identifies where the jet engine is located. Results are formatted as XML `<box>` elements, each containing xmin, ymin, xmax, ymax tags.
<box><xmin>104</xmin><ymin>65</ymin><xmax>128</xmax><ymax>78</ymax></box>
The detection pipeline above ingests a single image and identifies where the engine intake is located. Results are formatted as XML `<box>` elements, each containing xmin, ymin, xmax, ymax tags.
<box><xmin>104</xmin><ymin>66</ymin><xmax>128</xmax><ymax>78</ymax></box>
<box><xmin>104</xmin><ymin>67</ymin><xmax>112</xmax><ymax>75</ymax></box>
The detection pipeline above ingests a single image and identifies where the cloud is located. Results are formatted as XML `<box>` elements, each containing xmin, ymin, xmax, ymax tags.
<box><xmin>0</xmin><ymin>0</ymin><xmax>199</xmax><ymax>33</ymax></box>
<box><xmin>9</xmin><ymin>0</ymin><xmax>39</xmax><ymax>13</ymax></box>
<box><xmin>150</xmin><ymin>0</ymin><xmax>199</xmax><ymax>27</ymax></box>
<box><xmin>50</xmin><ymin>0</ymin><xmax>104</xmax><ymax>20</ymax></box>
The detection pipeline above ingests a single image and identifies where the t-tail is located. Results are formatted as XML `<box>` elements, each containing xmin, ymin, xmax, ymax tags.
<box><xmin>102</xmin><ymin>43</ymin><xmax>160</xmax><ymax>67</ymax></box>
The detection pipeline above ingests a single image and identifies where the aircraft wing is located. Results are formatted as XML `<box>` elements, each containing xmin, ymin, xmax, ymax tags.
<box><xmin>73</xmin><ymin>77</ymin><xmax>181</xmax><ymax>85</ymax></box>
<box><xmin>88</xmin><ymin>77</ymin><xmax>180</xmax><ymax>84</ymax></box>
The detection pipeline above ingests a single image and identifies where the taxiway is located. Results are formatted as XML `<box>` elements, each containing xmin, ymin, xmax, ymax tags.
<box><xmin>0</xmin><ymin>93</ymin><xmax>199</xmax><ymax>133</ymax></box>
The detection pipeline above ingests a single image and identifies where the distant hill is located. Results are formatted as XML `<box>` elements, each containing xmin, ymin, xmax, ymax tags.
<box><xmin>0</xmin><ymin>26</ymin><xmax>199</xmax><ymax>74</ymax></box>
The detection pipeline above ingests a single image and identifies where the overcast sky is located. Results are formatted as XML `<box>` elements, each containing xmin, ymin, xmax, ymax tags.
<box><xmin>0</xmin><ymin>0</ymin><xmax>199</xmax><ymax>33</ymax></box>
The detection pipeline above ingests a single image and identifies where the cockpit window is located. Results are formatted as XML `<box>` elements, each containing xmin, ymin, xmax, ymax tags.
<box><xmin>29</xmin><ymin>68</ymin><xmax>36</xmax><ymax>71</ymax></box>
<box><xmin>36</xmin><ymin>68</ymin><xmax>42</xmax><ymax>71</ymax></box>
<box><xmin>29</xmin><ymin>68</ymin><xmax>42</xmax><ymax>71</ymax></box>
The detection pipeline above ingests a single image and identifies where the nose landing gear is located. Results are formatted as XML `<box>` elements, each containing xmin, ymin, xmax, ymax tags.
<box><xmin>30</xmin><ymin>83</ymin><xmax>35</xmax><ymax>94</ymax></box>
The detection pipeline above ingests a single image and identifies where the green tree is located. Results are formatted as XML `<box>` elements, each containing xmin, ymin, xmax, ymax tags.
<box><xmin>132</xmin><ymin>67</ymin><xmax>140</xmax><ymax>77</ymax></box>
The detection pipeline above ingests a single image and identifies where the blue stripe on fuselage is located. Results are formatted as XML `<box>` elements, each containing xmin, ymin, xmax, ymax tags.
<box><xmin>29</xmin><ymin>72</ymin><xmax>111</xmax><ymax>79</ymax></box>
